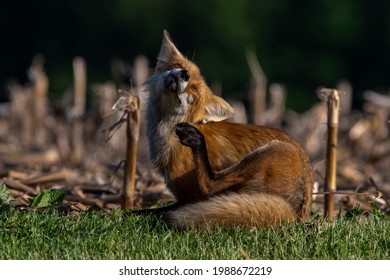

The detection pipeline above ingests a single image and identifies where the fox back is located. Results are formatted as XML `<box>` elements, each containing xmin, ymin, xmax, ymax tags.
<box><xmin>145</xmin><ymin>31</ymin><xmax>313</xmax><ymax>228</ymax></box>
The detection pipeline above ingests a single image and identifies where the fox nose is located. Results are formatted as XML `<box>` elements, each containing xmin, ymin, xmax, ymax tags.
<box><xmin>180</xmin><ymin>70</ymin><xmax>190</xmax><ymax>81</ymax></box>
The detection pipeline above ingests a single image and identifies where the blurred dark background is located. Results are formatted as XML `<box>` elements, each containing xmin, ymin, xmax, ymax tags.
<box><xmin>1</xmin><ymin>0</ymin><xmax>389</xmax><ymax>111</ymax></box>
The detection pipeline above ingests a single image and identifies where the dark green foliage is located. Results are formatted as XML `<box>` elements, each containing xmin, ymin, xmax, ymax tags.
<box><xmin>345</xmin><ymin>202</ymin><xmax>387</xmax><ymax>222</ymax></box>
<box><xmin>1</xmin><ymin>0</ymin><xmax>389</xmax><ymax>110</ymax></box>
<box><xmin>0</xmin><ymin>183</ymin><xmax>13</xmax><ymax>206</ymax></box>
<box><xmin>369</xmin><ymin>202</ymin><xmax>387</xmax><ymax>222</ymax></box>
<box><xmin>30</xmin><ymin>189</ymin><xmax>65</xmax><ymax>208</ymax></box>
<box><xmin>345</xmin><ymin>203</ymin><xmax>364</xmax><ymax>219</ymax></box>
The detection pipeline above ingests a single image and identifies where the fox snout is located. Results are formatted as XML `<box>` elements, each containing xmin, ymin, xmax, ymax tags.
<box><xmin>164</xmin><ymin>69</ymin><xmax>190</xmax><ymax>92</ymax></box>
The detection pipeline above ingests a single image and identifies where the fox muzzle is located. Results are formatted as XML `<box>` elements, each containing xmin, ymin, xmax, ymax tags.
<box><xmin>164</xmin><ymin>69</ymin><xmax>189</xmax><ymax>93</ymax></box>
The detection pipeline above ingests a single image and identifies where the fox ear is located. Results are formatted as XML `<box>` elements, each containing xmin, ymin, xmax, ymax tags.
<box><xmin>202</xmin><ymin>96</ymin><xmax>235</xmax><ymax>123</ymax></box>
<box><xmin>157</xmin><ymin>30</ymin><xmax>184</xmax><ymax>65</ymax></box>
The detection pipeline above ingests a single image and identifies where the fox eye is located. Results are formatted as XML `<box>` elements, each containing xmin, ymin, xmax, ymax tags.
<box><xmin>180</xmin><ymin>69</ymin><xmax>190</xmax><ymax>81</ymax></box>
<box><xmin>174</xmin><ymin>64</ymin><xmax>183</xmax><ymax>69</ymax></box>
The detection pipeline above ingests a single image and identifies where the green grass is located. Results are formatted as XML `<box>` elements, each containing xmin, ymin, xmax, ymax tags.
<box><xmin>0</xmin><ymin>207</ymin><xmax>388</xmax><ymax>260</ymax></box>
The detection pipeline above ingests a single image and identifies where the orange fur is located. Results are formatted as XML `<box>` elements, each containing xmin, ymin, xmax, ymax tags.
<box><xmin>144</xmin><ymin>30</ymin><xmax>313</xmax><ymax>229</ymax></box>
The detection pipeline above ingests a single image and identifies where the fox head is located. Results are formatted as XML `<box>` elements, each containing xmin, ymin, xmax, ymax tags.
<box><xmin>146</xmin><ymin>30</ymin><xmax>234</xmax><ymax>124</ymax></box>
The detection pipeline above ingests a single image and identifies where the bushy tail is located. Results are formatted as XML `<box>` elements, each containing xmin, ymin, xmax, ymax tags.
<box><xmin>166</xmin><ymin>193</ymin><xmax>297</xmax><ymax>229</ymax></box>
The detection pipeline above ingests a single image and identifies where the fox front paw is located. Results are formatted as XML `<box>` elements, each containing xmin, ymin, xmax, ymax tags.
<box><xmin>175</xmin><ymin>123</ymin><xmax>204</xmax><ymax>148</ymax></box>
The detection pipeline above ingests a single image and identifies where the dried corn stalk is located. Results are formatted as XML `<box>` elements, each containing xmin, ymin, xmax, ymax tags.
<box><xmin>112</xmin><ymin>91</ymin><xmax>140</xmax><ymax>209</ymax></box>
<box><xmin>320</xmin><ymin>88</ymin><xmax>341</xmax><ymax>217</ymax></box>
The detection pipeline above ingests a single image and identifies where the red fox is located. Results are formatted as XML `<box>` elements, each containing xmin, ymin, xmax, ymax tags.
<box><xmin>143</xmin><ymin>30</ymin><xmax>313</xmax><ymax>228</ymax></box>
